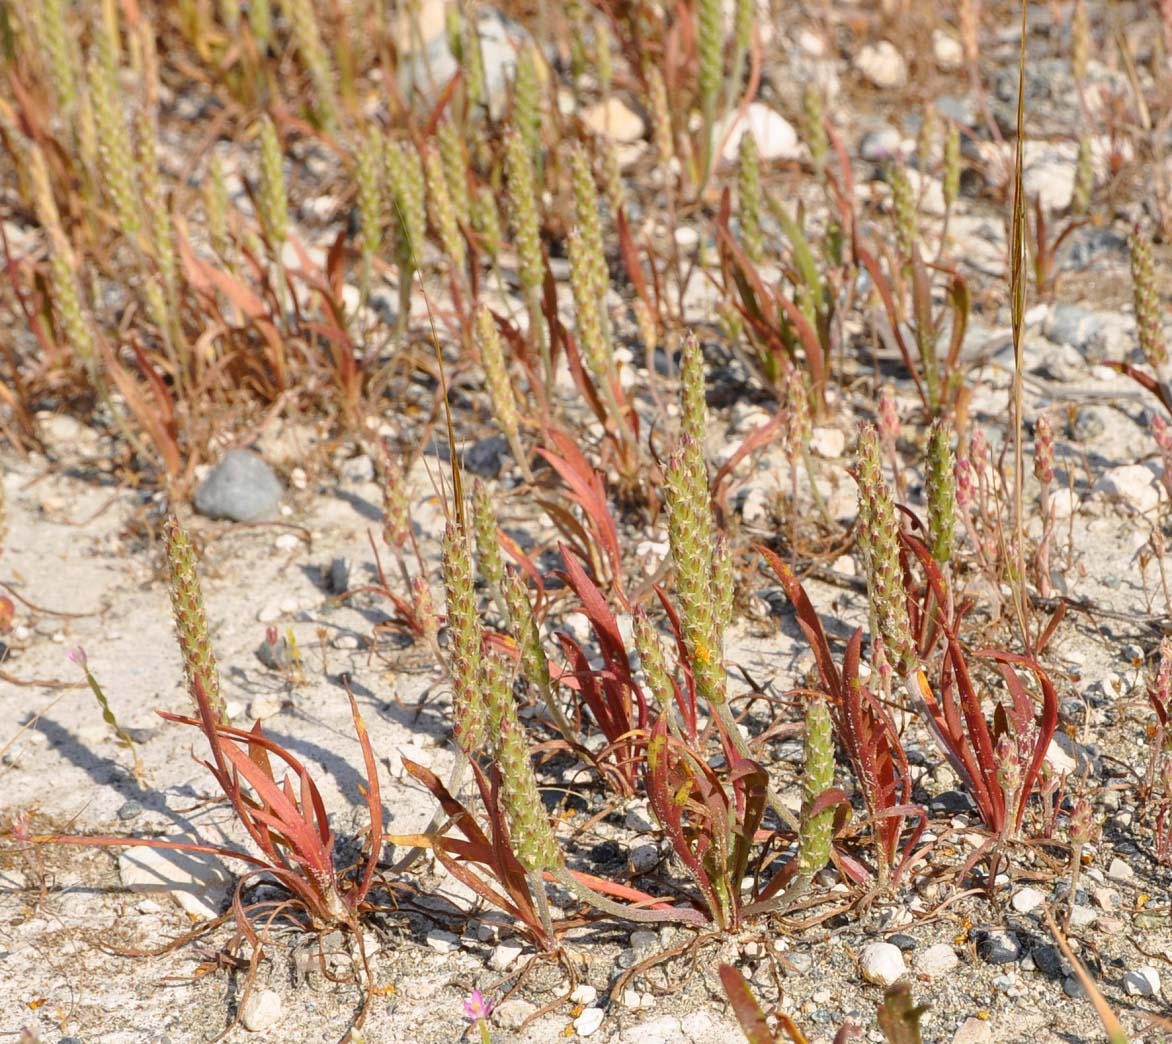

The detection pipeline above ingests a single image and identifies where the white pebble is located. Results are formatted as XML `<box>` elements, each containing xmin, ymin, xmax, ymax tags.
<box><xmin>1011</xmin><ymin>887</ymin><xmax>1045</xmax><ymax>913</ymax></box>
<box><xmin>425</xmin><ymin>928</ymin><xmax>459</xmax><ymax>953</ymax></box>
<box><xmin>570</xmin><ymin>984</ymin><xmax>598</xmax><ymax>1006</ymax></box>
<box><xmin>1123</xmin><ymin>966</ymin><xmax>1161</xmax><ymax>997</ymax></box>
<box><xmin>574</xmin><ymin>1008</ymin><xmax>605</xmax><ymax>1037</ymax></box>
<box><xmin>275</xmin><ymin>532</ymin><xmax>300</xmax><ymax>551</ymax></box>
<box><xmin>489</xmin><ymin>939</ymin><xmax>524</xmax><ymax>971</ymax></box>
<box><xmin>859</xmin><ymin>941</ymin><xmax>906</xmax><ymax>986</ymax></box>
<box><xmin>240</xmin><ymin>989</ymin><xmax>282</xmax><ymax>1032</ymax></box>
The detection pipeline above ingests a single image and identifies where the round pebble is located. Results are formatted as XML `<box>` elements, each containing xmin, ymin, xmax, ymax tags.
<box><xmin>915</xmin><ymin>943</ymin><xmax>959</xmax><ymax>978</ymax></box>
<box><xmin>240</xmin><ymin>988</ymin><xmax>282</xmax><ymax>1032</ymax></box>
<box><xmin>574</xmin><ymin>1007</ymin><xmax>605</xmax><ymax>1037</ymax></box>
<box><xmin>859</xmin><ymin>941</ymin><xmax>906</xmax><ymax>986</ymax></box>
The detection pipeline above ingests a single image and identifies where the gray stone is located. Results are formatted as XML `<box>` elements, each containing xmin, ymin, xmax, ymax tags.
<box><xmin>1066</xmin><ymin>405</ymin><xmax>1107</xmax><ymax>442</ymax></box>
<box><xmin>951</xmin><ymin>1018</ymin><xmax>993</xmax><ymax>1044</ymax></box>
<box><xmin>117</xmin><ymin>799</ymin><xmax>144</xmax><ymax>821</ymax></box>
<box><xmin>194</xmin><ymin>449</ymin><xmax>283</xmax><ymax>522</ymax></box>
<box><xmin>425</xmin><ymin>928</ymin><xmax>459</xmax><ymax>953</ymax></box>
<box><xmin>489</xmin><ymin>939</ymin><xmax>524</xmax><ymax>971</ymax></box>
<box><xmin>915</xmin><ymin>943</ymin><xmax>959</xmax><ymax>978</ymax></box>
<box><xmin>240</xmin><ymin>988</ymin><xmax>282</xmax><ymax>1032</ymax></box>
<box><xmin>859</xmin><ymin>126</ymin><xmax>902</xmax><ymax>163</ymax></box>
<box><xmin>494</xmin><ymin>998</ymin><xmax>537</xmax><ymax>1031</ymax></box>
<box><xmin>976</xmin><ymin>929</ymin><xmax>1020</xmax><ymax>965</ymax></box>
<box><xmin>1123</xmin><ymin>966</ymin><xmax>1161</xmax><ymax>997</ymax></box>
<box><xmin>1045</xmin><ymin>304</ymin><xmax>1094</xmax><ymax>349</ymax></box>
<box><xmin>462</xmin><ymin>435</ymin><xmax>510</xmax><ymax>478</ymax></box>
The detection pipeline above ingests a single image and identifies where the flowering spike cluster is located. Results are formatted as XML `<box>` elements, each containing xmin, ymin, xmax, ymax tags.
<box><xmin>33</xmin><ymin>0</ymin><xmax>76</xmax><ymax>113</ymax></box>
<box><xmin>425</xmin><ymin>148</ymin><xmax>466</xmax><ymax>269</ymax></box>
<box><xmin>505</xmin><ymin>127</ymin><xmax>544</xmax><ymax>294</ymax></box>
<box><xmin>917</xmin><ymin>106</ymin><xmax>937</xmax><ymax>177</ymax></box>
<box><xmin>1072</xmin><ymin>0</ymin><xmax>1089</xmax><ymax>85</ymax></box>
<box><xmin>666</xmin><ymin>438</ymin><xmax>724</xmax><ymax>707</ymax></box>
<box><xmin>385</xmin><ymin>139</ymin><xmax>427</xmax><ymax>275</ymax></box>
<box><xmin>569</xmin><ymin>227</ymin><xmax>610</xmax><ymax>384</ymax></box>
<box><xmin>257</xmin><ymin>115</ymin><xmax>288</xmax><ymax>248</ymax></box>
<box><xmin>856</xmin><ymin>425</ymin><xmax>915</xmax><ymax>675</ymax></box>
<box><xmin>890</xmin><ymin>163</ymin><xmax>917</xmax><ymax>258</ymax></box>
<box><xmin>437</xmin><ymin>118</ymin><xmax>470</xmax><ymax>229</ymax></box>
<box><xmin>356</xmin><ymin>129</ymin><xmax>384</xmax><ymax>259</ymax></box>
<box><xmin>512</xmin><ymin>46</ymin><xmax>542</xmax><ymax>172</ymax></box>
<box><xmin>47</xmin><ymin>228</ymin><xmax>95</xmax><ymax>366</ymax></box>
<box><xmin>647</xmin><ymin>66</ymin><xmax>674</xmax><ymax>169</ymax></box>
<box><xmin>496</xmin><ymin>693</ymin><xmax>563</xmax><ymax>873</ymax></box>
<box><xmin>283</xmin><ymin>0</ymin><xmax>339</xmax><ymax>129</ymax></box>
<box><xmin>783</xmin><ymin>368</ymin><xmax>811</xmax><ymax>463</ymax></box>
<box><xmin>472</xmin><ymin>186</ymin><xmax>502</xmax><ymax>258</ymax></box>
<box><xmin>926</xmin><ymin>420</ymin><xmax>956</xmax><ymax>566</ymax></box>
<box><xmin>136</xmin><ymin>110</ymin><xmax>176</xmax><ymax>294</ymax></box>
<box><xmin>1071</xmin><ymin>136</ymin><xmax>1093</xmax><ymax>218</ymax></box>
<box><xmin>1033</xmin><ymin>413</ymin><xmax>1054</xmax><ymax>486</ymax></box>
<box><xmin>633</xmin><ymin>610</ymin><xmax>674</xmax><ymax>713</ymax></box>
<box><xmin>570</xmin><ymin>147</ymin><xmax>607</xmax><ymax>302</ymax></box>
<box><xmin>380</xmin><ymin>449</ymin><xmax>410</xmax><ymax>549</ymax></box>
<box><xmin>249</xmin><ymin>0</ymin><xmax>272</xmax><ymax>49</ymax></box>
<box><xmin>504</xmin><ymin>573</ymin><xmax>551</xmax><ymax>700</ymax></box>
<box><xmin>1068</xmin><ymin>796</ymin><xmax>1094</xmax><ymax>845</ymax></box>
<box><xmin>599</xmin><ymin>140</ymin><xmax>626</xmax><ymax>221</ymax></box>
<box><xmin>476</xmin><ymin>305</ymin><xmax>523</xmax><ymax>461</ymax></box>
<box><xmin>205</xmin><ymin>156</ymin><xmax>230</xmax><ymax>257</ymax></box>
<box><xmin>164</xmin><ymin>515</ymin><xmax>225</xmax><ymax>722</ymax></box>
<box><xmin>88</xmin><ymin>45</ymin><xmax>141</xmax><ymax>240</ymax></box>
<box><xmin>413</xmin><ymin>576</ymin><xmax>439</xmax><ymax>647</ymax></box>
<box><xmin>802</xmin><ymin>84</ymin><xmax>829</xmax><ymax>171</ymax></box>
<box><xmin>596</xmin><ymin>18</ymin><xmax>613</xmax><ymax>96</ymax></box>
<box><xmin>461</xmin><ymin>15</ymin><xmax>486</xmax><ymax>111</ymax></box>
<box><xmin>697</xmin><ymin>0</ymin><xmax>723</xmax><ymax>118</ymax></box>
<box><xmin>943</xmin><ymin>121</ymin><xmax>961</xmax><ymax>211</ymax></box>
<box><xmin>996</xmin><ymin>733</ymin><xmax>1023</xmax><ymax>815</ymax></box>
<box><xmin>737</xmin><ymin>132</ymin><xmax>764</xmax><ymax>261</ymax></box>
<box><xmin>713</xmin><ymin>535</ymin><xmax>735</xmax><ymax>634</ymax></box>
<box><xmin>1130</xmin><ymin>226</ymin><xmax>1167</xmax><ymax>371</ymax></box>
<box><xmin>442</xmin><ymin>523</ymin><xmax>486</xmax><ymax>754</ymax></box>
<box><xmin>797</xmin><ymin>699</ymin><xmax>834</xmax><ymax>879</ymax></box>
<box><xmin>472</xmin><ymin>480</ymin><xmax>505</xmax><ymax>596</ymax></box>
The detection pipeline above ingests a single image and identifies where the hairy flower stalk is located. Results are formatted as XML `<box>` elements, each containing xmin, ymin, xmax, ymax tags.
<box><xmin>1072</xmin><ymin>0</ymin><xmax>1089</xmax><ymax>86</ymax></box>
<box><xmin>442</xmin><ymin>523</ymin><xmax>486</xmax><ymax>755</ymax></box>
<box><xmin>355</xmin><ymin>129</ymin><xmax>384</xmax><ymax>293</ymax></box>
<box><xmin>512</xmin><ymin>46</ymin><xmax>543</xmax><ymax>177</ymax></box>
<box><xmin>503</xmin><ymin>573</ymin><xmax>556</xmax><ymax>719</ymax></box>
<box><xmin>476</xmin><ymin>305</ymin><xmax>531</xmax><ymax>481</ymax></box>
<box><xmin>802</xmin><ymin>83</ymin><xmax>829</xmax><ymax>173</ymax></box>
<box><xmin>282</xmin><ymin>0</ymin><xmax>339</xmax><ymax>129</ymax></box>
<box><xmin>737</xmin><ymin>132</ymin><xmax>764</xmax><ymax>261</ymax></box>
<box><xmin>472</xmin><ymin>186</ymin><xmax>502</xmax><ymax>259</ymax></box>
<box><xmin>890</xmin><ymin>162</ymin><xmax>917</xmax><ymax>259</ymax></box>
<box><xmin>504</xmin><ymin>127</ymin><xmax>551</xmax><ymax>386</ymax></box>
<box><xmin>385</xmin><ymin>139</ymin><xmax>426</xmax><ymax>333</ymax></box>
<box><xmin>696</xmin><ymin>0</ymin><xmax>722</xmax><ymax>184</ymax></box>
<box><xmin>1071</xmin><ymin>136</ymin><xmax>1093</xmax><ymax>218</ymax></box>
<box><xmin>257</xmin><ymin>115</ymin><xmax>288</xmax><ymax>250</ymax></box>
<box><xmin>1034</xmin><ymin>413</ymin><xmax>1055</xmax><ymax>598</ymax></box>
<box><xmin>634</xmin><ymin>610</ymin><xmax>675</xmax><ymax>719</ymax></box>
<box><xmin>461</xmin><ymin>14</ymin><xmax>487</xmax><ymax>112</ymax></box>
<box><xmin>926</xmin><ymin>420</ymin><xmax>956</xmax><ymax>566</ymax></box>
<box><xmin>943</xmin><ymin>121</ymin><xmax>961</xmax><ymax>214</ymax></box>
<box><xmin>204</xmin><ymin>156</ymin><xmax>230</xmax><ymax>258</ymax></box>
<box><xmin>164</xmin><ymin>515</ymin><xmax>226</xmax><ymax>723</ymax></box>
<box><xmin>856</xmin><ymin>426</ymin><xmax>915</xmax><ymax>676</ymax></box>
<box><xmin>249</xmin><ymin>0</ymin><xmax>272</xmax><ymax>49</ymax></box>
<box><xmin>425</xmin><ymin>148</ymin><xmax>466</xmax><ymax>272</ymax></box>
<box><xmin>1131</xmin><ymin>226</ymin><xmax>1167</xmax><ymax>375</ymax></box>
<box><xmin>47</xmin><ymin>227</ymin><xmax>96</xmax><ymax>369</ymax></box>
<box><xmin>796</xmin><ymin>700</ymin><xmax>834</xmax><ymax>882</ymax></box>
<box><xmin>33</xmin><ymin>0</ymin><xmax>76</xmax><ymax>114</ymax></box>
<box><xmin>472</xmin><ymin>480</ymin><xmax>506</xmax><ymax>604</ymax></box>
<box><xmin>380</xmin><ymin>450</ymin><xmax>410</xmax><ymax>550</ymax></box>
<box><xmin>599</xmin><ymin>140</ymin><xmax>626</xmax><ymax>223</ymax></box>
<box><xmin>88</xmin><ymin>45</ymin><xmax>141</xmax><ymax>241</ymax></box>
<box><xmin>437</xmin><ymin>118</ymin><xmax>471</xmax><ymax>229</ymax></box>
<box><xmin>647</xmin><ymin>66</ymin><xmax>675</xmax><ymax>170</ymax></box>
<box><xmin>136</xmin><ymin>110</ymin><xmax>177</xmax><ymax>301</ymax></box>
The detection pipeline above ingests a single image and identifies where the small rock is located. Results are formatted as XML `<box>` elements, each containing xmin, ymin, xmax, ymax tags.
<box><xmin>118</xmin><ymin>844</ymin><xmax>231</xmax><ymax>920</ymax></box>
<box><xmin>463</xmin><ymin>435</ymin><xmax>511</xmax><ymax>478</ymax></box>
<box><xmin>275</xmin><ymin>532</ymin><xmax>300</xmax><ymax>551</ymax></box>
<box><xmin>571</xmin><ymin>984</ymin><xmax>598</xmax><ymax>1006</ymax></box>
<box><xmin>933</xmin><ymin>29</ymin><xmax>964</xmax><ymax>70</ymax></box>
<box><xmin>117</xmin><ymin>799</ymin><xmax>144</xmax><ymax>821</ymax></box>
<box><xmin>621</xmin><ymin>988</ymin><xmax>642</xmax><ymax>1009</ymax></box>
<box><xmin>1011</xmin><ymin>887</ymin><xmax>1045</xmax><ymax>913</ymax></box>
<box><xmin>1025</xmin><ymin>154</ymin><xmax>1075</xmax><ymax>213</ymax></box>
<box><xmin>340</xmin><ymin>454</ymin><xmax>375</xmax><ymax>483</ymax></box>
<box><xmin>1069</xmin><ymin>905</ymin><xmax>1096</xmax><ymax>928</ymax></box>
<box><xmin>425</xmin><ymin>928</ymin><xmax>460</xmax><ymax>953</ymax></box>
<box><xmin>810</xmin><ymin>426</ymin><xmax>846</xmax><ymax>458</ymax></box>
<box><xmin>951</xmin><ymin>1018</ymin><xmax>993</xmax><ymax>1044</ymax></box>
<box><xmin>977</xmin><ymin>929</ymin><xmax>1021</xmax><ymax>966</ymax></box>
<box><xmin>625</xmin><ymin>801</ymin><xmax>656</xmax><ymax>833</ymax></box>
<box><xmin>1045</xmin><ymin>304</ymin><xmax>1094</xmax><ymax>349</ymax></box>
<box><xmin>714</xmin><ymin>102</ymin><xmax>800</xmax><ymax>164</ymax></box>
<box><xmin>915</xmin><ymin>944</ymin><xmax>959</xmax><ymax>978</ymax></box>
<box><xmin>855</xmin><ymin>41</ymin><xmax>908</xmax><ymax>89</ymax></box>
<box><xmin>1030</xmin><ymin>944</ymin><xmax>1064</xmax><ymax>977</ymax></box>
<box><xmin>1123</xmin><ymin>966</ymin><xmax>1161</xmax><ymax>997</ymax></box>
<box><xmin>333</xmin><ymin>634</ymin><xmax>360</xmax><ymax>650</ymax></box>
<box><xmin>194</xmin><ymin>449</ymin><xmax>283</xmax><ymax>522</ymax></box>
<box><xmin>495</xmin><ymin>998</ymin><xmax>537</xmax><ymax>1031</ymax></box>
<box><xmin>859</xmin><ymin>942</ymin><xmax>906</xmax><ymax>986</ymax></box>
<box><xmin>1063</xmin><ymin>975</ymin><xmax>1086</xmax><ymax>999</ymax></box>
<box><xmin>583</xmin><ymin>97</ymin><xmax>646</xmax><ymax>143</ymax></box>
<box><xmin>327</xmin><ymin>557</ymin><xmax>351</xmax><ymax>594</ymax></box>
<box><xmin>249</xmin><ymin>693</ymin><xmax>283</xmax><ymax>720</ymax></box>
<box><xmin>859</xmin><ymin>125</ymin><xmax>903</xmax><ymax>163</ymax></box>
<box><xmin>489</xmin><ymin>939</ymin><xmax>524</xmax><ymax>971</ymax></box>
<box><xmin>1106</xmin><ymin>857</ymin><xmax>1134</xmax><ymax>883</ymax></box>
<box><xmin>574</xmin><ymin>1007</ymin><xmax>605</xmax><ymax>1037</ymax></box>
<box><xmin>630</xmin><ymin>929</ymin><xmax>658</xmax><ymax>957</ymax></box>
<box><xmin>629</xmin><ymin>843</ymin><xmax>659</xmax><ymax>873</ymax></box>
<box><xmin>1094</xmin><ymin>463</ymin><xmax>1161</xmax><ymax>514</ymax></box>
<box><xmin>240</xmin><ymin>989</ymin><xmax>283</xmax><ymax>1033</ymax></box>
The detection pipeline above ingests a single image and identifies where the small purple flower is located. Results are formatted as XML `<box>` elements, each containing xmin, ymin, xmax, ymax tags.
<box><xmin>463</xmin><ymin>990</ymin><xmax>493</xmax><ymax>1022</ymax></box>
<box><xmin>66</xmin><ymin>646</ymin><xmax>88</xmax><ymax>668</ymax></box>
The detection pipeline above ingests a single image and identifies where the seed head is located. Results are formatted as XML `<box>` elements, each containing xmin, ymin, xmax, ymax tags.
<box><xmin>737</xmin><ymin>132</ymin><xmax>764</xmax><ymax>261</ymax></box>
<box><xmin>797</xmin><ymin>699</ymin><xmax>835</xmax><ymax>879</ymax></box>
<box><xmin>257</xmin><ymin>115</ymin><xmax>288</xmax><ymax>247</ymax></box>
<box><xmin>504</xmin><ymin>128</ymin><xmax>544</xmax><ymax>294</ymax></box>
<box><xmin>926</xmin><ymin>420</ymin><xmax>957</xmax><ymax>565</ymax></box>
<box><xmin>1130</xmin><ymin>225</ymin><xmax>1167</xmax><ymax>371</ymax></box>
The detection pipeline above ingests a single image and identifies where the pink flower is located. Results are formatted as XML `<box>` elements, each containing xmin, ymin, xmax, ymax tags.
<box><xmin>463</xmin><ymin>990</ymin><xmax>493</xmax><ymax>1022</ymax></box>
<box><xmin>66</xmin><ymin>646</ymin><xmax>88</xmax><ymax>668</ymax></box>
